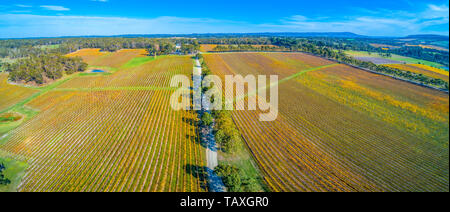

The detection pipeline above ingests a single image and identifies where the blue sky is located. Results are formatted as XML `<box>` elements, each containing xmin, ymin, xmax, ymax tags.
<box><xmin>0</xmin><ymin>0</ymin><xmax>448</xmax><ymax>38</ymax></box>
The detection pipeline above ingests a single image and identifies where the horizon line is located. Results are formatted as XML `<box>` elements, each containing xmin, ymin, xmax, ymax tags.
<box><xmin>1</xmin><ymin>31</ymin><xmax>449</xmax><ymax>40</ymax></box>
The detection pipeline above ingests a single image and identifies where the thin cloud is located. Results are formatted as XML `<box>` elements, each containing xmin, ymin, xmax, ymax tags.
<box><xmin>0</xmin><ymin>14</ymin><xmax>250</xmax><ymax>38</ymax></box>
<box><xmin>423</xmin><ymin>4</ymin><xmax>449</xmax><ymax>19</ymax></box>
<box><xmin>428</xmin><ymin>4</ymin><xmax>449</xmax><ymax>12</ymax></box>
<box><xmin>40</xmin><ymin>5</ymin><xmax>70</xmax><ymax>11</ymax></box>
<box><xmin>266</xmin><ymin>4</ymin><xmax>449</xmax><ymax>36</ymax></box>
<box><xmin>15</xmin><ymin>4</ymin><xmax>32</xmax><ymax>8</ymax></box>
<box><xmin>10</xmin><ymin>10</ymin><xmax>32</xmax><ymax>13</ymax></box>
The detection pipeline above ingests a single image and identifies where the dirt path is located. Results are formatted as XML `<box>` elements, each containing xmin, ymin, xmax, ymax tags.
<box><xmin>193</xmin><ymin>58</ymin><xmax>225</xmax><ymax>192</ymax></box>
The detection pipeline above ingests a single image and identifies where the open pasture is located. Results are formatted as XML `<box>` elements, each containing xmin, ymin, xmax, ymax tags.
<box><xmin>204</xmin><ymin>52</ymin><xmax>449</xmax><ymax>192</ymax></box>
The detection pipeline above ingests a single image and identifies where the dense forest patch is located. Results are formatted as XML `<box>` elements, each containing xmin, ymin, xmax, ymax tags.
<box><xmin>3</xmin><ymin>54</ymin><xmax>87</xmax><ymax>85</ymax></box>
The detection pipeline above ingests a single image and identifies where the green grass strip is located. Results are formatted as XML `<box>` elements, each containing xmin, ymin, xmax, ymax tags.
<box><xmin>234</xmin><ymin>63</ymin><xmax>339</xmax><ymax>102</ymax></box>
<box><xmin>121</xmin><ymin>56</ymin><xmax>159</xmax><ymax>69</ymax></box>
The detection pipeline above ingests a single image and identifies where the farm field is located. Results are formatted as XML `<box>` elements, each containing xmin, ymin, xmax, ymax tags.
<box><xmin>0</xmin><ymin>49</ymin><xmax>207</xmax><ymax>192</ymax></box>
<box><xmin>405</xmin><ymin>44</ymin><xmax>449</xmax><ymax>52</ymax></box>
<box><xmin>354</xmin><ymin>56</ymin><xmax>404</xmax><ymax>64</ymax></box>
<box><xmin>344</xmin><ymin>50</ymin><xmax>445</xmax><ymax>68</ymax></box>
<box><xmin>384</xmin><ymin>64</ymin><xmax>449</xmax><ymax>82</ymax></box>
<box><xmin>203</xmin><ymin>52</ymin><xmax>449</xmax><ymax>192</ymax></box>
<box><xmin>67</xmin><ymin>48</ymin><xmax>148</xmax><ymax>69</ymax></box>
<box><xmin>200</xmin><ymin>44</ymin><xmax>218</xmax><ymax>52</ymax></box>
<box><xmin>369</xmin><ymin>43</ymin><xmax>401</xmax><ymax>49</ymax></box>
<box><xmin>0</xmin><ymin>73</ymin><xmax>38</xmax><ymax>113</ymax></box>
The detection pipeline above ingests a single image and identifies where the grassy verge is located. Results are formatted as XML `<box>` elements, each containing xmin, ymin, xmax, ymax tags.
<box><xmin>235</xmin><ymin>63</ymin><xmax>339</xmax><ymax>103</ymax></box>
<box><xmin>217</xmin><ymin>145</ymin><xmax>268</xmax><ymax>192</ymax></box>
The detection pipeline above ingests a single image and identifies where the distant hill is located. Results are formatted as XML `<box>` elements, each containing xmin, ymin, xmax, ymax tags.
<box><xmin>403</xmin><ymin>34</ymin><xmax>449</xmax><ymax>41</ymax></box>
<box><xmin>401</xmin><ymin>34</ymin><xmax>449</xmax><ymax>49</ymax></box>
<box><xmin>8</xmin><ymin>32</ymin><xmax>447</xmax><ymax>41</ymax></box>
<box><xmin>25</xmin><ymin>32</ymin><xmax>367</xmax><ymax>39</ymax></box>
<box><xmin>186</xmin><ymin>32</ymin><xmax>367</xmax><ymax>38</ymax></box>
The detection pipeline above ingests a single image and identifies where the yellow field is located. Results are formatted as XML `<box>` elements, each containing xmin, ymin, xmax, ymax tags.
<box><xmin>384</xmin><ymin>64</ymin><xmax>449</xmax><ymax>82</ymax></box>
<box><xmin>67</xmin><ymin>48</ymin><xmax>148</xmax><ymax>68</ymax></box>
<box><xmin>66</xmin><ymin>48</ymin><xmax>107</xmax><ymax>64</ymax></box>
<box><xmin>58</xmin><ymin>55</ymin><xmax>189</xmax><ymax>89</ymax></box>
<box><xmin>405</xmin><ymin>44</ymin><xmax>449</xmax><ymax>52</ymax></box>
<box><xmin>204</xmin><ymin>52</ymin><xmax>449</xmax><ymax>192</ymax></box>
<box><xmin>0</xmin><ymin>73</ymin><xmax>38</xmax><ymax>112</ymax></box>
<box><xmin>200</xmin><ymin>44</ymin><xmax>218</xmax><ymax>52</ymax></box>
<box><xmin>0</xmin><ymin>49</ymin><xmax>207</xmax><ymax>192</ymax></box>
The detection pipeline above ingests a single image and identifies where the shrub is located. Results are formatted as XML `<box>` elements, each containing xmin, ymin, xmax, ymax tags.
<box><xmin>201</xmin><ymin>112</ymin><xmax>213</xmax><ymax>126</ymax></box>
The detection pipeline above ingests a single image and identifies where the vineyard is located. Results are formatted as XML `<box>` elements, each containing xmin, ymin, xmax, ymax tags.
<box><xmin>1</xmin><ymin>49</ymin><xmax>448</xmax><ymax>192</ymax></box>
<box><xmin>0</xmin><ymin>73</ymin><xmax>38</xmax><ymax>112</ymax></box>
<box><xmin>0</xmin><ymin>50</ymin><xmax>207</xmax><ymax>191</ymax></box>
<box><xmin>203</xmin><ymin>52</ymin><xmax>449</xmax><ymax>192</ymax></box>
<box><xmin>200</xmin><ymin>45</ymin><xmax>218</xmax><ymax>52</ymax></box>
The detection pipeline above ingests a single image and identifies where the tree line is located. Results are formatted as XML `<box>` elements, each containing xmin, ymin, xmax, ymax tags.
<box><xmin>214</xmin><ymin>164</ymin><xmax>261</xmax><ymax>192</ymax></box>
<box><xmin>211</xmin><ymin>44</ymin><xmax>282</xmax><ymax>52</ymax></box>
<box><xmin>4</xmin><ymin>54</ymin><xmax>87</xmax><ymax>85</ymax></box>
<box><xmin>295</xmin><ymin>37</ymin><xmax>449</xmax><ymax>67</ymax></box>
<box><xmin>198</xmin><ymin>37</ymin><xmax>272</xmax><ymax>45</ymax></box>
<box><xmin>147</xmin><ymin>41</ymin><xmax>199</xmax><ymax>56</ymax></box>
<box><xmin>199</xmin><ymin>57</ymin><xmax>243</xmax><ymax>153</ymax></box>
